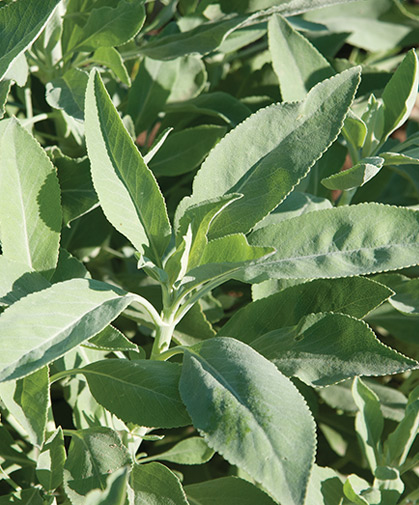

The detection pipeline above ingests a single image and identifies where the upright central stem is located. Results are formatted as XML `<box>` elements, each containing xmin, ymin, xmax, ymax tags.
<box><xmin>150</xmin><ymin>311</ymin><xmax>176</xmax><ymax>360</ymax></box>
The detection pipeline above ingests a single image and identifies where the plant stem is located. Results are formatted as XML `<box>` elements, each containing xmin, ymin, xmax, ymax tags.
<box><xmin>0</xmin><ymin>465</ymin><xmax>21</xmax><ymax>492</ymax></box>
<box><xmin>49</xmin><ymin>368</ymin><xmax>82</xmax><ymax>384</ymax></box>
<box><xmin>337</xmin><ymin>187</ymin><xmax>357</xmax><ymax>206</ymax></box>
<box><xmin>150</xmin><ymin>318</ymin><xmax>176</xmax><ymax>360</ymax></box>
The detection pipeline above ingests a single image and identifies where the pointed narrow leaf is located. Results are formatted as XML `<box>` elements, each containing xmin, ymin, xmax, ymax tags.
<box><xmin>268</xmin><ymin>14</ymin><xmax>335</xmax><ymax>101</ymax></box>
<box><xmin>63</xmin><ymin>427</ymin><xmax>132</xmax><ymax>505</ymax></box>
<box><xmin>183</xmin><ymin>68</ymin><xmax>360</xmax><ymax>238</ymax></box>
<box><xmin>36</xmin><ymin>427</ymin><xmax>66</xmax><ymax>491</ymax></box>
<box><xmin>382</xmin><ymin>49</ymin><xmax>419</xmax><ymax>139</ymax></box>
<box><xmin>0</xmin><ymin>279</ymin><xmax>137</xmax><ymax>382</ymax></box>
<box><xmin>0</xmin><ymin>0</ymin><xmax>60</xmax><ymax>80</ymax></box>
<box><xmin>321</xmin><ymin>156</ymin><xmax>384</xmax><ymax>190</ymax></box>
<box><xmin>250</xmin><ymin>312</ymin><xmax>418</xmax><ymax>386</ymax></box>
<box><xmin>141</xmin><ymin>437</ymin><xmax>214</xmax><ymax>465</ymax></box>
<box><xmin>185</xmin><ymin>476</ymin><xmax>276</xmax><ymax>505</ymax></box>
<box><xmin>219</xmin><ymin>277</ymin><xmax>393</xmax><ymax>342</ymax></box>
<box><xmin>130</xmin><ymin>462</ymin><xmax>189</xmax><ymax>505</ymax></box>
<box><xmin>0</xmin><ymin>366</ymin><xmax>49</xmax><ymax>447</ymax></box>
<box><xmin>91</xmin><ymin>47</ymin><xmax>131</xmax><ymax>87</ymax></box>
<box><xmin>80</xmin><ymin>359</ymin><xmax>190</xmax><ymax>428</ymax></box>
<box><xmin>246</xmin><ymin>203</ymin><xmax>419</xmax><ymax>281</ymax></box>
<box><xmin>85</xmin><ymin>71</ymin><xmax>171</xmax><ymax>264</ymax></box>
<box><xmin>352</xmin><ymin>377</ymin><xmax>384</xmax><ymax>472</ymax></box>
<box><xmin>0</xmin><ymin>119</ymin><xmax>62</xmax><ymax>278</ymax></box>
<box><xmin>382</xmin><ymin>151</ymin><xmax>419</xmax><ymax>166</ymax></box>
<box><xmin>179</xmin><ymin>337</ymin><xmax>316</xmax><ymax>505</ymax></box>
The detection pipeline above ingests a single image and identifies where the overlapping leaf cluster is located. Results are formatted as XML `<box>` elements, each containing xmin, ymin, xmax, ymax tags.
<box><xmin>0</xmin><ymin>0</ymin><xmax>419</xmax><ymax>504</ymax></box>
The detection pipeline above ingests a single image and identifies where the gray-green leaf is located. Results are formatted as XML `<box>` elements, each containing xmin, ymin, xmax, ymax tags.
<box><xmin>321</xmin><ymin>156</ymin><xmax>384</xmax><ymax>191</ymax></box>
<box><xmin>85</xmin><ymin>70</ymin><xmax>171</xmax><ymax>264</ymax></box>
<box><xmin>179</xmin><ymin>337</ymin><xmax>316</xmax><ymax>505</ymax></box>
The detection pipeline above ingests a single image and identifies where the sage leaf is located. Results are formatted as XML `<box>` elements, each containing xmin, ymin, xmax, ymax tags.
<box><xmin>36</xmin><ymin>427</ymin><xmax>66</xmax><ymax>491</ymax></box>
<box><xmin>251</xmin><ymin>312</ymin><xmax>418</xmax><ymax>386</ymax></box>
<box><xmin>246</xmin><ymin>203</ymin><xmax>419</xmax><ymax>281</ymax></box>
<box><xmin>140</xmin><ymin>437</ymin><xmax>214</xmax><ymax>465</ymax></box>
<box><xmin>80</xmin><ymin>359</ymin><xmax>191</xmax><ymax>428</ymax></box>
<box><xmin>0</xmin><ymin>118</ymin><xmax>62</xmax><ymax>279</ymax></box>
<box><xmin>219</xmin><ymin>277</ymin><xmax>393</xmax><ymax>341</ymax></box>
<box><xmin>182</xmin><ymin>67</ymin><xmax>360</xmax><ymax>238</ymax></box>
<box><xmin>63</xmin><ymin>427</ymin><xmax>132</xmax><ymax>505</ymax></box>
<box><xmin>85</xmin><ymin>70</ymin><xmax>171</xmax><ymax>264</ymax></box>
<box><xmin>84</xmin><ymin>467</ymin><xmax>129</xmax><ymax>505</ymax></box>
<box><xmin>46</xmin><ymin>68</ymin><xmax>88</xmax><ymax>121</ymax></box>
<box><xmin>179</xmin><ymin>337</ymin><xmax>316</xmax><ymax>505</ymax></box>
<box><xmin>0</xmin><ymin>0</ymin><xmax>60</xmax><ymax>80</ymax></box>
<box><xmin>83</xmin><ymin>326</ymin><xmax>138</xmax><ymax>352</ymax></box>
<box><xmin>0</xmin><ymin>366</ymin><xmax>49</xmax><ymax>447</ymax></box>
<box><xmin>321</xmin><ymin>156</ymin><xmax>384</xmax><ymax>191</ymax></box>
<box><xmin>185</xmin><ymin>476</ymin><xmax>276</xmax><ymax>505</ymax></box>
<box><xmin>268</xmin><ymin>14</ymin><xmax>334</xmax><ymax>101</ymax></box>
<box><xmin>91</xmin><ymin>47</ymin><xmax>130</xmax><ymax>87</ymax></box>
<box><xmin>130</xmin><ymin>462</ymin><xmax>189</xmax><ymax>505</ymax></box>
<box><xmin>0</xmin><ymin>279</ymin><xmax>137</xmax><ymax>382</ymax></box>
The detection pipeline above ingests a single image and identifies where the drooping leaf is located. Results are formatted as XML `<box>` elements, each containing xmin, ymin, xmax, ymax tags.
<box><xmin>46</xmin><ymin>68</ymin><xmax>88</xmax><ymax>120</ymax></box>
<box><xmin>250</xmin><ymin>312</ymin><xmax>418</xmax><ymax>386</ymax></box>
<box><xmin>0</xmin><ymin>118</ymin><xmax>62</xmax><ymax>278</ymax></box>
<box><xmin>245</xmin><ymin>203</ymin><xmax>419</xmax><ymax>281</ymax></box>
<box><xmin>140</xmin><ymin>437</ymin><xmax>214</xmax><ymax>465</ymax></box>
<box><xmin>66</xmin><ymin>0</ymin><xmax>145</xmax><ymax>53</ymax></box>
<box><xmin>321</xmin><ymin>156</ymin><xmax>384</xmax><ymax>191</ymax></box>
<box><xmin>0</xmin><ymin>366</ymin><xmax>49</xmax><ymax>447</ymax></box>
<box><xmin>0</xmin><ymin>279</ymin><xmax>137</xmax><ymax>382</ymax></box>
<box><xmin>36</xmin><ymin>427</ymin><xmax>66</xmax><ymax>491</ymax></box>
<box><xmin>80</xmin><ymin>359</ymin><xmax>190</xmax><ymax>428</ymax></box>
<box><xmin>268</xmin><ymin>14</ymin><xmax>334</xmax><ymax>101</ymax></box>
<box><xmin>130</xmin><ymin>462</ymin><xmax>189</xmax><ymax>505</ymax></box>
<box><xmin>381</xmin><ymin>151</ymin><xmax>419</xmax><ymax>166</ymax></box>
<box><xmin>85</xmin><ymin>70</ymin><xmax>171</xmax><ymax>264</ymax></box>
<box><xmin>149</xmin><ymin>125</ymin><xmax>227</xmax><ymax>177</ymax></box>
<box><xmin>219</xmin><ymin>277</ymin><xmax>393</xmax><ymax>340</ymax></box>
<box><xmin>63</xmin><ymin>427</ymin><xmax>132</xmax><ymax>505</ymax></box>
<box><xmin>180</xmin><ymin>68</ymin><xmax>360</xmax><ymax>238</ymax></box>
<box><xmin>185</xmin><ymin>476</ymin><xmax>276</xmax><ymax>505</ymax></box>
<box><xmin>381</xmin><ymin>49</ymin><xmax>419</xmax><ymax>139</ymax></box>
<box><xmin>352</xmin><ymin>377</ymin><xmax>384</xmax><ymax>472</ymax></box>
<box><xmin>179</xmin><ymin>337</ymin><xmax>316</xmax><ymax>505</ymax></box>
<box><xmin>91</xmin><ymin>47</ymin><xmax>130</xmax><ymax>87</ymax></box>
<box><xmin>0</xmin><ymin>0</ymin><xmax>60</xmax><ymax>80</ymax></box>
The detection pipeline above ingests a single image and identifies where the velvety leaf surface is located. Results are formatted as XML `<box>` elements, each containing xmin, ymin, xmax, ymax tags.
<box><xmin>84</xmin><ymin>468</ymin><xmax>129</xmax><ymax>505</ymax></box>
<box><xmin>84</xmin><ymin>325</ymin><xmax>138</xmax><ymax>352</ymax></box>
<box><xmin>246</xmin><ymin>203</ymin><xmax>419</xmax><ymax>281</ymax></box>
<box><xmin>140</xmin><ymin>437</ymin><xmax>214</xmax><ymax>465</ymax></box>
<box><xmin>0</xmin><ymin>0</ymin><xmax>60</xmax><ymax>80</ymax></box>
<box><xmin>251</xmin><ymin>312</ymin><xmax>418</xmax><ymax>386</ymax></box>
<box><xmin>185</xmin><ymin>476</ymin><xmax>276</xmax><ymax>505</ymax></box>
<box><xmin>268</xmin><ymin>14</ymin><xmax>334</xmax><ymax>101</ymax></box>
<box><xmin>0</xmin><ymin>366</ymin><xmax>49</xmax><ymax>447</ymax></box>
<box><xmin>0</xmin><ymin>119</ymin><xmax>62</xmax><ymax>278</ymax></box>
<box><xmin>219</xmin><ymin>277</ymin><xmax>393</xmax><ymax>341</ymax></box>
<box><xmin>304</xmin><ymin>465</ymin><xmax>344</xmax><ymax>505</ymax></box>
<box><xmin>179</xmin><ymin>337</ymin><xmax>316</xmax><ymax>505</ymax></box>
<box><xmin>130</xmin><ymin>462</ymin><xmax>189</xmax><ymax>505</ymax></box>
<box><xmin>321</xmin><ymin>156</ymin><xmax>384</xmax><ymax>190</ymax></box>
<box><xmin>63</xmin><ymin>427</ymin><xmax>132</xmax><ymax>505</ymax></box>
<box><xmin>182</xmin><ymin>68</ymin><xmax>360</xmax><ymax>238</ymax></box>
<box><xmin>0</xmin><ymin>279</ymin><xmax>136</xmax><ymax>382</ymax></box>
<box><xmin>36</xmin><ymin>427</ymin><xmax>66</xmax><ymax>491</ymax></box>
<box><xmin>91</xmin><ymin>47</ymin><xmax>130</xmax><ymax>87</ymax></box>
<box><xmin>46</xmin><ymin>68</ymin><xmax>88</xmax><ymax>120</ymax></box>
<box><xmin>80</xmin><ymin>359</ymin><xmax>190</xmax><ymax>428</ymax></box>
<box><xmin>85</xmin><ymin>71</ymin><xmax>171</xmax><ymax>264</ymax></box>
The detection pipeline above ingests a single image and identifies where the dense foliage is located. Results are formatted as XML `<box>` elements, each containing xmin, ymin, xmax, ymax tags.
<box><xmin>0</xmin><ymin>0</ymin><xmax>419</xmax><ymax>503</ymax></box>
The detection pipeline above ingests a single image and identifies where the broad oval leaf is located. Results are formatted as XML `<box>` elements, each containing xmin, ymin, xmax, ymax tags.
<box><xmin>251</xmin><ymin>312</ymin><xmax>418</xmax><ymax>386</ymax></box>
<box><xmin>245</xmin><ymin>203</ymin><xmax>419</xmax><ymax>281</ymax></box>
<box><xmin>179</xmin><ymin>337</ymin><xmax>316</xmax><ymax>505</ymax></box>
<box><xmin>63</xmin><ymin>427</ymin><xmax>132</xmax><ymax>505</ymax></box>
<box><xmin>130</xmin><ymin>462</ymin><xmax>189</xmax><ymax>505</ymax></box>
<box><xmin>0</xmin><ymin>279</ymin><xmax>136</xmax><ymax>382</ymax></box>
<box><xmin>0</xmin><ymin>118</ymin><xmax>62</xmax><ymax>278</ymax></box>
<box><xmin>181</xmin><ymin>67</ymin><xmax>360</xmax><ymax>238</ymax></box>
<box><xmin>80</xmin><ymin>359</ymin><xmax>190</xmax><ymax>428</ymax></box>
<box><xmin>219</xmin><ymin>277</ymin><xmax>393</xmax><ymax>342</ymax></box>
<box><xmin>85</xmin><ymin>70</ymin><xmax>171</xmax><ymax>265</ymax></box>
<box><xmin>0</xmin><ymin>0</ymin><xmax>60</xmax><ymax>80</ymax></box>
